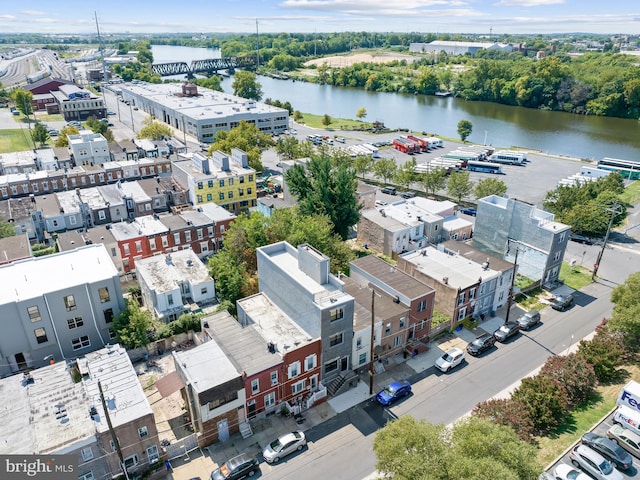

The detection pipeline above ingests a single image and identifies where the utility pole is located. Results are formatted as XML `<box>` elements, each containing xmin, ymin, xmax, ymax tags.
<box><xmin>255</xmin><ymin>19</ymin><xmax>260</xmax><ymax>69</ymax></box>
<box><xmin>504</xmin><ymin>240</ymin><xmax>520</xmax><ymax>325</ymax></box>
<box><xmin>95</xmin><ymin>11</ymin><xmax>108</xmax><ymax>114</ymax></box>
<box><xmin>592</xmin><ymin>202</ymin><xmax>623</xmax><ymax>280</ymax></box>
<box><xmin>98</xmin><ymin>381</ymin><xmax>129</xmax><ymax>480</ymax></box>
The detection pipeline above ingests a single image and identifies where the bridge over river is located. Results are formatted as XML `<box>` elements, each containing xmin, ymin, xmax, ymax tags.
<box><xmin>151</xmin><ymin>56</ymin><xmax>256</xmax><ymax>77</ymax></box>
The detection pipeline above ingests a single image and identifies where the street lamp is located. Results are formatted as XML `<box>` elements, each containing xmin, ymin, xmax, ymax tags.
<box><xmin>592</xmin><ymin>202</ymin><xmax>623</xmax><ymax>280</ymax></box>
<box><xmin>504</xmin><ymin>239</ymin><xmax>522</xmax><ymax>325</ymax></box>
<box><xmin>129</xmin><ymin>103</ymin><xmax>135</xmax><ymax>133</ymax></box>
<box><xmin>368</xmin><ymin>284</ymin><xmax>382</xmax><ymax>395</ymax></box>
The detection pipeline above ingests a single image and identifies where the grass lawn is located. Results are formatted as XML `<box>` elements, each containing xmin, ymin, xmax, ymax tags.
<box><xmin>536</xmin><ymin>365</ymin><xmax>640</xmax><ymax>467</ymax></box>
<box><xmin>297</xmin><ymin>112</ymin><xmax>370</xmax><ymax>130</ymax></box>
<box><xmin>559</xmin><ymin>262</ymin><xmax>593</xmax><ymax>290</ymax></box>
<box><xmin>0</xmin><ymin>128</ymin><xmax>38</xmax><ymax>153</ymax></box>
<box><xmin>619</xmin><ymin>180</ymin><xmax>640</xmax><ymax>206</ymax></box>
<box><xmin>34</xmin><ymin>113</ymin><xmax>64</xmax><ymax>123</ymax></box>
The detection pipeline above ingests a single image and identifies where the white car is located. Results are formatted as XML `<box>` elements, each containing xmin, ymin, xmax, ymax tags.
<box><xmin>262</xmin><ymin>430</ymin><xmax>306</xmax><ymax>463</ymax></box>
<box><xmin>554</xmin><ymin>463</ymin><xmax>591</xmax><ymax>480</ymax></box>
<box><xmin>569</xmin><ymin>445</ymin><xmax>624</xmax><ymax>480</ymax></box>
<box><xmin>435</xmin><ymin>347</ymin><xmax>465</xmax><ymax>372</ymax></box>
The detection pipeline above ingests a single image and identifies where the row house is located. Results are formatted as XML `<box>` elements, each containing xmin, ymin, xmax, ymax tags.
<box><xmin>172</xmin><ymin>148</ymin><xmax>257</xmax><ymax>215</ymax></box>
<box><xmin>0</xmin><ymin>157</ymin><xmax>172</xmax><ymax>201</ymax></box>
<box><xmin>257</xmin><ymin>242</ymin><xmax>355</xmax><ymax>386</ymax></box>
<box><xmin>110</xmin><ymin>215</ymin><xmax>170</xmax><ymax>272</ymax></box>
<box><xmin>136</xmin><ymin>249</ymin><xmax>216</xmax><ymax>322</ymax></box>
<box><xmin>398</xmin><ymin>244</ymin><xmax>514</xmax><ymax>327</ymax></box>
<box><xmin>0</xmin><ymin>244</ymin><xmax>125</xmax><ymax>377</ymax></box>
<box><xmin>0</xmin><ymin>233</ymin><xmax>32</xmax><ymax>265</ymax></box>
<box><xmin>0</xmin><ymin>345</ymin><xmax>158</xmax><ymax>480</ymax></box>
<box><xmin>137</xmin><ymin>176</ymin><xmax>190</xmax><ymax>213</ymax></box>
<box><xmin>57</xmin><ymin>226</ymin><xmax>125</xmax><ymax>274</ymax></box>
<box><xmin>0</xmin><ymin>197</ymin><xmax>39</xmax><ymax>240</ymax></box>
<box><xmin>109</xmin><ymin>139</ymin><xmax>140</xmax><ymax>162</ymax></box>
<box><xmin>0</xmin><ymin>150</ymin><xmax>38</xmax><ymax>175</ymax></box>
<box><xmin>349</xmin><ymin>255</ymin><xmax>435</xmax><ymax>348</ymax></box>
<box><xmin>68</xmin><ymin>130</ymin><xmax>111</xmax><ymax>167</ymax></box>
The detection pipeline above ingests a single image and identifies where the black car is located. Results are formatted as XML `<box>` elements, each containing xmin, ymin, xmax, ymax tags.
<box><xmin>466</xmin><ymin>333</ymin><xmax>496</xmax><ymax>356</ymax></box>
<box><xmin>516</xmin><ymin>310</ymin><xmax>540</xmax><ymax>330</ymax></box>
<box><xmin>551</xmin><ymin>293</ymin><xmax>574</xmax><ymax>311</ymax></box>
<box><xmin>459</xmin><ymin>207</ymin><xmax>477</xmax><ymax>216</ymax></box>
<box><xmin>400</xmin><ymin>191</ymin><xmax>416</xmax><ymax>199</ymax></box>
<box><xmin>581</xmin><ymin>432</ymin><xmax>633</xmax><ymax>470</ymax></box>
<box><xmin>381</xmin><ymin>186</ymin><xmax>397</xmax><ymax>195</ymax></box>
<box><xmin>493</xmin><ymin>322</ymin><xmax>521</xmax><ymax>342</ymax></box>
<box><xmin>210</xmin><ymin>453</ymin><xmax>259</xmax><ymax>480</ymax></box>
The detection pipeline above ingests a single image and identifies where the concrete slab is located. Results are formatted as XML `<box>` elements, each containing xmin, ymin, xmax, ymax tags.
<box><xmin>327</xmin><ymin>379</ymin><xmax>373</xmax><ymax>413</ymax></box>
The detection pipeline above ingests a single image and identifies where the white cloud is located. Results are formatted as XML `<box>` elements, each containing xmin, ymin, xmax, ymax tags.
<box><xmin>0</xmin><ymin>14</ymin><xmax>16</xmax><ymax>20</ymax></box>
<box><xmin>20</xmin><ymin>10</ymin><xmax>46</xmax><ymax>16</ymax></box>
<box><xmin>493</xmin><ymin>0</ymin><xmax>564</xmax><ymax>7</ymax></box>
<box><xmin>281</xmin><ymin>0</ymin><xmax>469</xmax><ymax>15</ymax></box>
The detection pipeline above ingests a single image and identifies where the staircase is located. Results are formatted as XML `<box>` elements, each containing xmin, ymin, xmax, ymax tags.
<box><xmin>326</xmin><ymin>371</ymin><xmax>359</xmax><ymax>397</ymax></box>
<box><xmin>239</xmin><ymin>421</ymin><xmax>253</xmax><ymax>439</ymax></box>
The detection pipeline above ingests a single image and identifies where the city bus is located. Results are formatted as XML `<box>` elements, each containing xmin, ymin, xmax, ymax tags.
<box><xmin>597</xmin><ymin>157</ymin><xmax>640</xmax><ymax>180</ymax></box>
<box><xmin>488</xmin><ymin>150</ymin><xmax>527</xmax><ymax>165</ymax></box>
<box><xmin>467</xmin><ymin>160</ymin><xmax>503</xmax><ymax>174</ymax></box>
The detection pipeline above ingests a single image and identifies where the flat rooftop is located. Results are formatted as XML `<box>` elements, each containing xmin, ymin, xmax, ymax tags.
<box><xmin>136</xmin><ymin>250</ymin><xmax>211</xmax><ymax>294</ymax></box>
<box><xmin>0</xmin><ymin>244</ymin><xmax>118</xmax><ymax>304</ymax></box>
<box><xmin>173</xmin><ymin>340</ymin><xmax>241</xmax><ymax>395</ymax></box>
<box><xmin>110</xmin><ymin>215</ymin><xmax>169</xmax><ymax>241</ymax></box>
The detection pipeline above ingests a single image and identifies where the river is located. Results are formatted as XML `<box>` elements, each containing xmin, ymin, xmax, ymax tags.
<box><xmin>152</xmin><ymin>45</ymin><xmax>640</xmax><ymax>161</ymax></box>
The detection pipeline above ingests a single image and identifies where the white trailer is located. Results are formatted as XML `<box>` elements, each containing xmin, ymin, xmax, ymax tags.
<box><xmin>424</xmin><ymin>137</ymin><xmax>444</xmax><ymax>148</ymax></box>
<box><xmin>488</xmin><ymin>150</ymin><xmax>528</xmax><ymax>165</ymax></box>
<box><xmin>361</xmin><ymin>143</ymin><xmax>380</xmax><ymax>158</ymax></box>
<box><xmin>618</xmin><ymin>381</ymin><xmax>640</xmax><ymax>412</ymax></box>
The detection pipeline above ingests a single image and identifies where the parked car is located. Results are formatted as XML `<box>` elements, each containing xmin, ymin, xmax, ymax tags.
<box><xmin>570</xmin><ymin>234</ymin><xmax>594</xmax><ymax>245</ymax></box>
<box><xmin>435</xmin><ymin>347</ymin><xmax>465</xmax><ymax>372</ymax></box>
<box><xmin>107</xmin><ymin>110</ymin><xmax>116</xmax><ymax>115</ymax></box>
<box><xmin>582</xmin><ymin>432</ymin><xmax>633</xmax><ymax>470</ymax></box>
<box><xmin>381</xmin><ymin>186</ymin><xmax>397</xmax><ymax>195</ymax></box>
<box><xmin>459</xmin><ymin>207</ymin><xmax>477</xmax><ymax>216</ymax></box>
<box><xmin>553</xmin><ymin>464</ymin><xmax>591</xmax><ymax>480</ymax></box>
<box><xmin>210</xmin><ymin>453</ymin><xmax>259</xmax><ymax>480</ymax></box>
<box><xmin>47</xmin><ymin>129</ymin><xmax>59</xmax><ymax>136</ymax></box>
<box><xmin>262</xmin><ymin>430</ymin><xmax>306</xmax><ymax>463</ymax></box>
<box><xmin>569</xmin><ymin>445</ymin><xmax>624</xmax><ymax>480</ymax></box>
<box><xmin>376</xmin><ymin>380</ymin><xmax>412</xmax><ymax>406</ymax></box>
<box><xmin>466</xmin><ymin>333</ymin><xmax>496</xmax><ymax>356</ymax></box>
<box><xmin>66</xmin><ymin>121</ymin><xmax>81</xmax><ymax>128</ymax></box>
<box><xmin>493</xmin><ymin>322</ymin><xmax>521</xmax><ymax>342</ymax></box>
<box><xmin>516</xmin><ymin>310</ymin><xmax>540</xmax><ymax>330</ymax></box>
<box><xmin>375</xmin><ymin>200</ymin><xmax>388</xmax><ymax>207</ymax></box>
<box><xmin>400</xmin><ymin>191</ymin><xmax>416</xmax><ymax>199</ymax></box>
<box><xmin>607</xmin><ymin>424</ymin><xmax>640</xmax><ymax>459</ymax></box>
<box><xmin>551</xmin><ymin>293</ymin><xmax>574</xmax><ymax>311</ymax></box>
<box><xmin>335</xmin><ymin>137</ymin><xmax>345</xmax><ymax>143</ymax></box>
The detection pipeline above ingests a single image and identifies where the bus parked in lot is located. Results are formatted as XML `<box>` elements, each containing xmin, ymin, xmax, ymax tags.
<box><xmin>467</xmin><ymin>160</ymin><xmax>503</xmax><ymax>174</ymax></box>
<box><xmin>488</xmin><ymin>150</ymin><xmax>528</xmax><ymax>165</ymax></box>
<box><xmin>597</xmin><ymin>157</ymin><xmax>640</xmax><ymax>180</ymax></box>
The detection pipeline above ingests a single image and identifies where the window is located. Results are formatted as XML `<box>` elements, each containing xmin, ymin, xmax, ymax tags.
<box><xmin>329</xmin><ymin>333</ymin><xmax>343</xmax><ymax>347</ymax></box>
<box><xmin>458</xmin><ymin>307</ymin><xmax>467</xmax><ymax>321</ymax></box>
<box><xmin>288</xmin><ymin>361</ymin><xmax>300</xmax><ymax>379</ymax></box>
<box><xmin>208</xmin><ymin>180</ymin><xmax>214</xmax><ymax>188</ymax></box>
<box><xmin>123</xmin><ymin>244</ymin><xmax>130</xmax><ymax>256</ymax></box>
<box><xmin>197</xmin><ymin>194</ymin><xmax>203</xmax><ymax>203</ymax></box>
<box><xmin>559</xmin><ymin>232</ymin><xmax>566</xmax><ymax>242</ymax></box>
<box><xmin>149</xmin><ymin>238</ymin><xmax>156</xmax><ymax>250</ymax></box>
<box><xmin>394</xmin><ymin>335</ymin><xmax>402</xmax><ymax>347</ymax></box>
<box><xmin>78</xmin><ymin>473</ymin><xmax>94</xmax><ymax>480</ymax></box>
<box><xmin>200</xmin><ymin>242</ymin><xmax>209</xmax><ymax>252</ymax></box>
<box><xmin>206</xmin><ymin>193</ymin><xmax>212</xmax><ymax>202</ymax></box>
<box><xmin>330</xmin><ymin>308</ymin><xmax>344</xmax><ymax>322</ymax></box>
<box><xmin>264</xmin><ymin>392</ymin><xmax>275</xmax><ymax>409</ymax></box>
<box><xmin>108</xmin><ymin>328</ymin><xmax>116</xmax><ymax>339</ymax></box>
<box><xmin>457</xmin><ymin>292</ymin><xmax>465</xmax><ymax>306</ymax></box>
<box><xmin>197</xmin><ymin>229</ymin><xmax>203</xmax><ymax>239</ymax></box>
<box><xmin>123</xmin><ymin>455</ymin><xmax>139</xmax><ymax>470</ymax></box>
<box><xmin>98</xmin><ymin>210</ymin><xmax>106</xmax><ymax>220</ymax></box>
<box><xmin>64</xmin><ymin>295</ymin><xmax>77</xmax><ymax>311</ymax></box>
<box><xmin>305</xmin><ymin>354</ymin><xmax>317</xmax><ymax>371</ymax></box>
<box><xmin>161</xmin><ymin>236</ymin><xmax>168</xmax><ymax>247</ymax></box>
<box><xmin>356</xmin><ymin>337</ymin><xmax>362</xmax><ymax>350</ymax></box>
<box><xmin>399</xmin><ymin>317</ymin><xmax>406</xmax><ymax>329</ymax></box>
<box><xmin>135</xmin><ymin>241</ymin><xmax>142</xmax><ymax>253</ymax></box>
<box><xmin>227</xmin><ymin>191</ymin><xmax>233</xmax><ymax>199</ymax></box>
<box><xmin>249</xmin><ymin>175</ymin><xmax>254</xmax><ymax>182</ymax></box>
<box><xmin>72</xmin><ymin>336</ymin><xmax>91</xmax><ymax>351</ymax></box>
<box><xmin>27</xmin><ymin>305</ymin><xmax>41</xmax><ymax>322</ymax></box>
<box><xmin>270</xmin><ymin>371</ymin><xmax>278</xmax><ymax>386</ymax></box>
<box><xmin>67</xmin><ymin>317</ymin><xmax>84</xmax><ymax>329</ymax></box>
<box><xmin>554</xmin><ymin>251</ymin><xmax>561</xmax><ymax>261</ymax></box>
<box><xmin>219</xmin><ymin>192</ymin><xmax>225</xmax><ymax>200</ymax></box>
<box><xmin>185</xmin><ymin>231</ymin><xmax>191</xmax><ymax>242</ymax></box>
<box><xmin>251</xmin><ymin>379</ymin><xmax>259</xmax><ymax>394</ymax></box>
<box><xmin>146</xmin><ymin>445</ymin><xmax>159</xmax><ymax>463</ymax></box>
<box><xmin>417</xmin><ymin>300</ymin><xmax>427</xmax><ymax>312</ymax></box>
<box><xmin>358</xmin><ymin>353</ymin><xmax>367</xmax><ymax>365</ymax></box>
<box><xmin>98</xmin><ymin>287</ymin><xmax>110</xmax><ymax>303</ymax></box>
<box><xmin>292</xmin><ymin>380</ymin><xmax>306</xmax><ymax>395</ymax></box>
<box><xmin>247</xmin><ymin>187</ymin><xmax>252</xmax><ymax>194</ymax></box>
<box><xmin>81</xmin><ymin>447</ymin><xmax>93</xmax><ymax>462</ymax></box>
<box><xmin>228</xmin><ymin>178</ymin><xmax>234</xmax><ymax>186</ymax></box>
<box><xmin>174</xmin><ymin>232</ymin><xmax>180</xmax><ymax>244</ymax></box>
<box><xmin>197</xmin><ymin>182</ymin><xmax>203</xmax><ymax>190</ymax></box>
<box><xmin>207</xmin><ymin>226</ymin><xmax>214</xmax><ymax>237</ymax></box>
<box><xmin>200</xmin><ymin>287</ymin><xmax>208</xmax><ymax>295</ymax></box>
<box><xmin>104</xmin><ymin>308</ymin><xmax>114</xmax><ymax>323</ymax></box>
<box><xmin>324</xmin><ymin>359</ymin><xmax>338</xmax><ymax>373</ymax></box>
<box><xmin>168</xmin><ymin>294</ymin><xmax>174</xmax><ymax>306</ymax></box>
<box><xmin>138</xmin><ymin>426</ymin><xmax>148</xmax><ymax>439</ymax></box>
<box><xmin>469</xmin><ymin>288</ymin><xmax>476</xmax><ymax>300</ymax></box>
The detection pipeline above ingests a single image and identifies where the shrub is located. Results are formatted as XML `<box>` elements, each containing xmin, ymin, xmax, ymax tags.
<box><xmin>472</xmin><ymin>398</ymin><xmax>535</xmax><ymax>442</ymax></box>
<box><xmin>576</xmin><ymin>320</ymin><xmax>624</xmax><ymax>382</ymax></box>
<box><xmin>512</xmin><ymin>375</ymin><xmax>569</xmax><ymax>434</ymax></box>
<box><xmin>538</xmin><ymin>353</ymin><xmax>598</xmax><ymax>404</ymax></box>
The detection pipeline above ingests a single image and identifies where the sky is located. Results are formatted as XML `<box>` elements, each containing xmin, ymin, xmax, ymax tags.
<box><xmin>0</xmin><ymin>0</ymin><xmax>638</xmax><ymax>36</ymax></box>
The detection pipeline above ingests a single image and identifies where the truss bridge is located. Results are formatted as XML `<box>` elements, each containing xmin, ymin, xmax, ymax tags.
<box><xmin>151</xmin><ymin>56</ymin><xmax>257</xmax><ymax>77</ymax></box>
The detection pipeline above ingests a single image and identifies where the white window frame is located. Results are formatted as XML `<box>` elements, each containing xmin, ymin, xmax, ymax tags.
<box><xmin>123</xmin><ymin>454</ymin><xmax>139</xmax><ymax>470</ymax></box>
<box><xmin>147</xmin><ymin>445</ymin><xmax>159</xmax><ymax>463</ymax></box>
<box><xmin>270</xmin><ymin>371</ymin><xmax>278</xmax><ymax>386</ymax></box>
<box><xmin>264</xmin><ymin>392</ymin><xmax>275</xmax><ymax>409</ymax></box>
<box><xmin>288</xmin><ymin>361</ymin><xmax>300</xmax><ymax>379</ymax></box>
<box><xmin>292</xmin><ymin>379</ymin><xmax>306</xmax><ymax>395</ymax></box>
<box><xmin>79</xmin><ymin>473</ymin><xmax>94</xmax><ymax>480</ymax></box>
<box><xmin>305</xmin><ymin>354</ymin><xmax>317</xmax><ymax>371</ymax></box>
<box><xmin>138</xmin><ymin>426</ymin><xmax>148</xmax><ymax>439</ymax></box>
<box><xmin>81</xmin><ymin>447</ymin><xmax>93</xmax><ymax>462</ymax></box>
<box><xmin>251</xmin><ymin>379</ymin><xmax>260</xmax><ymax>394</ymax></box>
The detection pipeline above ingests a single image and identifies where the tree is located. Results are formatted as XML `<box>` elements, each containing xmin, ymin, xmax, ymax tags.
<box><xmin>275</xmin><ymin>136</ymin><xmax>301</xmax><ymax>160</ymax></box>
<box><xmin>11</xmin><ymin>88</ymin><xmax>33</xmax><ymax>117</ymax></box>
<box><xmin>393</xmin><ymin>158</ymin><xmax>417</xmax><ymax>191</ymax></box>
<box><xmin>474</xmin><ymin>177</ymin><xmax>507</xmax><ymax>199</ymax></box>
<box><xmin>373</xmin><ymin>415</ymin><xmax>540</xmax><ymax>480</ymax></box>
<box><xmin>195</xmin><ymin>75</ymin><xmax>222</xmax><ymax>92</ymax></box>
<box><xmin>472</xmin><ymin>398</ymin><xmax>535</xmax><ymax>442</ymax></box>
<box><xmin>577</xmin><ymin>320</ymin><xmax>624</xmax><ymax>381</ymax></box>
<box><xmin>321</xmin><ymin>113</ymin><xmax>332</xmax><ymax>127</ymax></box>
<box><xmin>447</xmin><ymin>170</ymin><xmax>474</xmax><ymax>204</ymax></box>
<box><xmin>31</xmin><ymin>122</ymin><xmax>49</xmax><ymax>147</ymax></box>
<box><xmin>352</xmin><ymin>154</ymin><xmax>373</xmax><ymax>180</ymax></box>
<box><xmin>84</xmin><ymin>116</ymin><xmax>115</xmax><ymax>142</ymax></box>
<box><xmin>609</xmin><ymin>272</ymin><xmax>640</xmax><ymax>354</ymax></box>
<box><xmin>54</xmin><ymin>125</ymin><xmax>80</xmax><ymax>147</ymax></box>
<box><xmin>285</xmin><ymin>155</ymin><xmax>362</xmax><ymax>240</ymax></box>
<box><xmin>511</xmin><ymin>374</ymin><xmax>569</xmax><ymax>433</ymax></box>
<box><xmin>112</xmin><ymin>298</ymin><xmax>155</xmax><ymax>349</ymax></box>
<box><xmin>421</xmin><ymin>166</ymin><xmax>448</xmax><ymax>197</ymax></box>
<box><xmin>538</xmin><ymin>353</ymin><xmax>598</xmax><ymax>404</ymax></box>
<box><xmin>371</xmin><ymin>158</ymin><xmax>397</xmax><ymax>185</ymax></box>
<box><xmin>457</xmin><ymin>119</ymin><xmax>473</xmax><ymax>142</ymax></box>
<box><xmin>210</xmin><ymin>120</ymin><xmax>274</xmax><ymax>172</ymax></box>
<box><xmin>356</xmin><ymin>107</ymin><xmax>367</xmax><ymax>120</ymax></box>
<box><xmin>232</xmin><ymin>71</ymin><xmax>263</xmax><ymax>101</ymax></box>
<box><xmin>293</xmin><ymin>110</ymin><xmax>303</xmax><ymax>122</ymax></box>
<box><xmin>0</xmin><ymin>216</ymin><xmax>15</xmax><ymax>238</ymax></box>
<box><xmin>137</xmin><ymin>119</ymin><xmax>173</xmax><ymax>140</ymax></box>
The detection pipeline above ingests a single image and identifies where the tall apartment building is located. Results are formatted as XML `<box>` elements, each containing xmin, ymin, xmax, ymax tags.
<box><xmin>172</xmin><ymin>149</ymin><xmax>257</xmax><ymax>215</ymax></box>
<box><xmin>0</xmin><ymin>244</ymin><xmax>125</xmax><ymax>377</ymax></box>
<box><xmin>256</xmin><ymin>242</ymin><xmax>355</xmax><ymax>384</ymax></box>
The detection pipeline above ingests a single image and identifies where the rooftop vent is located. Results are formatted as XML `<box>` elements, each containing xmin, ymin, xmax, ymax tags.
<box><xmin>267</xmin><ymin>342</ymin><xmax>276</xmax><ymax>354</ymax></box>
<box><xmin>442</xmin><ymin>277</ymin><xmax>449</xmax><ymax>284</ymax></box>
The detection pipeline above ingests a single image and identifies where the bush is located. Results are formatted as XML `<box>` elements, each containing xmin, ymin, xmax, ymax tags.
<box><xmin>576</xmin><ymin>321</ymin><xmax>624</xmax><ymax>382</ymax></box>
<box><xmin>512</xmin><ymin>375</ymin><xmax>570</xmax><ymax>434</ymax></box>
<box><xmin>472</xmin><ymin>398</ymin><xmax>535</xmax><ymax>442</ymax></box>
<box><xmin>538</xmin><ymin>353</ymin><xmax>598</xmax><ymax>404</ymax></box>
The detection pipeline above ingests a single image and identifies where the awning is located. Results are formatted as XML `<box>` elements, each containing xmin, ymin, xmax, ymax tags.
<box><xmin>155</xmin><ymin>371</ymin><xmax>184</xmax><ymax>398</ymax></box>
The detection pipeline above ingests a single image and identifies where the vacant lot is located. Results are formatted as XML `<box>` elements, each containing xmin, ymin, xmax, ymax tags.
<box><xmin>303</xmin><ymin>52</ymin><xmax>418</xmax><ymax>69</ymax></box>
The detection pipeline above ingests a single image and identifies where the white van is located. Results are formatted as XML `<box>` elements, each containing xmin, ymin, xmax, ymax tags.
<box><xmin>613</xmin><ymin>405</ymin><xmax>640</xmax><ymax>436</ymax></box>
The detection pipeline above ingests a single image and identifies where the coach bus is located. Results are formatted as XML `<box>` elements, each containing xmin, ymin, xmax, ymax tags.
<box><xmin>467</xmin><ymin>160</ymin><xmax>503</xmax><ymax>174</ymax></box>
<box><xmin>597</xmin><ymin>157</ymin><xmax>640</xmax><ymax>180</ymax></box>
